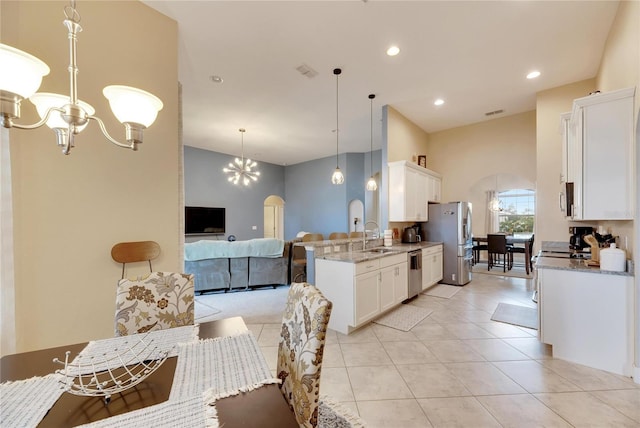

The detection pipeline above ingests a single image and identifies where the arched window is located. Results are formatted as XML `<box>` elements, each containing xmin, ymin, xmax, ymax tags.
<box><xmin>498</xmin><ymin>189</ymin><xmax>535</xmax><ymax>235</ymax></box>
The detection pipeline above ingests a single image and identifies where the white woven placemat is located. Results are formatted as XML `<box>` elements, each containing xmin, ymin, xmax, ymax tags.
<box><xmin>77</xmin><ymin>394</ymin><xmax>212</xmax><ymax>428</ymax></box>
<box><xmin>66</xmin><ymin>324</ymin><xmax>200</xmax><ymax>375</ymax></box>
<box><xmin>0</xmin><ymin>374</ymin><xmax>65</xmax><ymax>427</ymax></box>
<box><xmin>171</xmin><ymin>332</ymin><xmax>279</xmax><ymax>401</ymax></box>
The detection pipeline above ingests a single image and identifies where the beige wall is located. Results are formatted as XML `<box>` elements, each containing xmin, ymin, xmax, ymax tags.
<box><xmin>597</xmin><ymin>0</ymin><xmax>640</xmax><ymax>97</ymax></box>
<box><xmin>2</xmin><ymin>1</ymin><xmax>180</xmax><ymax>353</ymax></box>
<box><xmin>386</xmin><ymin>106</ymin><xmax>429</xmax><ymax>163</ymax></box>
<box><xmin>427</xmin><ymin>111</ymin><xmax>537</xmax><ymax>237</ymax></box>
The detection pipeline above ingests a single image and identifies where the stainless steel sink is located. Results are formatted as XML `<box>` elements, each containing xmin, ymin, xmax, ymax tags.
<box><xmin>365</xmin><ymin>247</ymin><xmax>395</xmax><ymax>254</ymax></box>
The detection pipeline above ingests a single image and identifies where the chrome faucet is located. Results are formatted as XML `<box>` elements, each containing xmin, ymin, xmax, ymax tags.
<box><xmin>363</xmin><ymin>220</ymin><xmax>379</xmax><ymax>251</ymax></box>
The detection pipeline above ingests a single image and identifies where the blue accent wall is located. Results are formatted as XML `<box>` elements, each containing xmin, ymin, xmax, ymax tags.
<box><xmin>184</xmin><ymin>147</ymin><xmax>382</xmax><ymax>241</ymax></box>
<box><xmin>184</xmin><ymin>147</ymin><xmax>285</xmax><ymax>242</ymax></box>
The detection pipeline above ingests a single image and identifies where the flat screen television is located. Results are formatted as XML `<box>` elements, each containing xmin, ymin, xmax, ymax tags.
<box><xmin>185</xmin><ymin>206</ymin><xmax>225</xmax><ymax>235</ymax></box>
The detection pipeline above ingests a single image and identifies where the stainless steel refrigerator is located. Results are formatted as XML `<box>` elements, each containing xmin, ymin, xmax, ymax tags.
<box><xmin>423</xmin><ymin>202</ymin><xmax>473</xmax><ymax>285</ymax></box>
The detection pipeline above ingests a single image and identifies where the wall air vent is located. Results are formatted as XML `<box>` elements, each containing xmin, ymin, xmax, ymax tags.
<box><xmin>296</xmin><ymin>63</ymin><xmax>318</xmax><ymax>78</ymax></box>
<box><xmin>485</xmin><ymin>109</ymin><xmax>504</xmax><ymax>116</ymax></box>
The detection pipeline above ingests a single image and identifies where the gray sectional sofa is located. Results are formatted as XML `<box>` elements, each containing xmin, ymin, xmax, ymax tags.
<box><xmin>184</xmin><ymin>238</ymin><xmax>292</xmax><ymax>293</ymax></box>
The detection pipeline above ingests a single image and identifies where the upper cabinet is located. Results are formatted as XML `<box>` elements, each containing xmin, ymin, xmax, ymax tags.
<box><xmin>562</xmin><ymin>87</ymin><xmax>635</xmax><ymax>220</ymax></box>
<box><xmin>388</xmin><ymin>160</ymin><xmax>442</xmax><ymax>222</ymax></box>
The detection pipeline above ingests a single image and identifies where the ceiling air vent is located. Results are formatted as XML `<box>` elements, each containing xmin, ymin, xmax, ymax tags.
<box><xmin>485</xmin><ymin>109</ymin><xmax>504</xmax><ymax>116</ymax></box>
<box><xmin>296</xmin><ymin>63</ymin><xmax>318</xmax><ymax>78</ymax></box>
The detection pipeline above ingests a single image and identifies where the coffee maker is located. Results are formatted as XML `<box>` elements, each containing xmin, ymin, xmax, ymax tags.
<box><xmin>569</xmin><ymin>226</ymin><xmax>595</xmax><ymax>250</ymax></box>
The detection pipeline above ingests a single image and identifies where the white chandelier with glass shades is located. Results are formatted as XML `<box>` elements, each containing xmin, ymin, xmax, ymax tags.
<box><xmin>223</xmin><ymin>128</ymin><xmax>260</xmax><ymax>186</ymax></box>
<box><xmin>0</xmin><ymin>1</ymin><xmax>164</xmax><ymax>155</ymax></box>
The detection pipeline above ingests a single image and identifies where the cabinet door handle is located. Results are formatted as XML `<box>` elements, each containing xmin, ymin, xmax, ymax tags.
<box><xmin>559</xmin><ymin>192</ymin><xmax>565</xmax><ymax>212</ymax></box>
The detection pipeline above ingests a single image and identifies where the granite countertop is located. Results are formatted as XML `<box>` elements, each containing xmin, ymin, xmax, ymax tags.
<box><xmin>317</xmin><ymin>241</ymin><xmax>443</xmax><ymax>263</ymax></box>
<box><xmin>535</xmin><ymin>254</ymin><xmax>634</xmax><ymax>277</ymax></box>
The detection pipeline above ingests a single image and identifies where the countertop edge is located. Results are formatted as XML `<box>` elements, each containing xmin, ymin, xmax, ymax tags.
<box><xmin>317</xmin><ymin>241</ymin><xmax>443</xmax><ymax>263</ymax></box>
<box><xmin>535</xmin><ymin>256</ymin><xmax>634</xmax><ymax>277</ymax></box>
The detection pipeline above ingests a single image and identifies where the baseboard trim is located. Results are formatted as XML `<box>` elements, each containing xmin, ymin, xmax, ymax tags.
<box><xmin>634</xmin><ymin>365</ymin><xmax>640</xmax><ymax>384</ymax></box>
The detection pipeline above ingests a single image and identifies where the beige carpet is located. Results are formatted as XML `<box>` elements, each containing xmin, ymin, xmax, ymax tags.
<box><xmin>195</xmin><ymin>285</ymin><xmax>289</xmax><ymax>324</ymax></box>
<box><xmin>491</xmin><ymin>302</ymin><xmax>538</xmax><ymax>329</ymax></box>
<box><xmin>423</xmin><ymin>284</ymin><xmax>462</xmax><ymax>299</ymax></box>
<box><xmin>373</xmin><ymin>304</ymin><xmax>433</xmax><ymax>331</ymax></box>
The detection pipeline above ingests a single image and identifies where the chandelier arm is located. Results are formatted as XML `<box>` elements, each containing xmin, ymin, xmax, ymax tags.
<box><xmin>88</xmin><ymin>115</ymin><xmax>136</xmax><ymax>150</ymax></box>
<box><xmin>9</xmin><ymin>107</ymin><xmax>65</xmax><ymax>130</ymax></box>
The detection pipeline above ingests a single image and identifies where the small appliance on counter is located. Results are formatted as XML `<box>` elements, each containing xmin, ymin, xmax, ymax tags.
<box><xmin>569</xmin><ymin>226</ymin><xmax>595</xmax><ymax>250</ymax></box>
<box><xmin>402</xmin><ymin>226</ymin><xmax>421</xmax><ymax>243</ymax></box>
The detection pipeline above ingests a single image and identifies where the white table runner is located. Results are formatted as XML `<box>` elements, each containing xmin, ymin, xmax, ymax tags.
<box><xmin>170</xmin><ymin>332</ymin><xmax>280</xmax><ymax>401</ymax></box>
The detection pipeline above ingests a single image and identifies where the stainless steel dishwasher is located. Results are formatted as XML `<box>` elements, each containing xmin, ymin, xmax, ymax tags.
<box><xmin>407</xmin><ymin>249</ymin><xmax>422</xmax><ymax>299</ymax></box>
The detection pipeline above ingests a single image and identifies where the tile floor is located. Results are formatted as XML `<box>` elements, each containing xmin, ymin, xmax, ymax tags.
<box><xmin>250</xmin><ymin>273</ymin><xmax>640</xmax><ymax>427</ymax></box>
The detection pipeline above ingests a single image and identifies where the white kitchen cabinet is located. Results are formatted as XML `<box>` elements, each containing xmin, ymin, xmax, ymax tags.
<box><xmin>538</xmin><ymin>267</ymin><xmax>634</xmax><ymax>376</ymax></box>
<box><xmin>426</xmin><ymin>174</ymin><xmax>442</xmax><ymax>203</ymax></box>
<box><xmin>388</xmin><ymin>161</ymin><xmax>442</xmax><ymax>222</ymax></box>
<box><xmin>422</xmin><ymin>245</ymin><xmax>443</xmax><ymax>290</ymax></box>
<box><xmin>354</xmin><ymin>270</ymin><xmax>380</xmax><ymax>325</ymax></box>
<box><xmin>381</xmin><ymin>253</ymin><xmax>409</xmax><ymax>305</ymax></box>
<box><xmin>315</xmin><ymin>253</ymin><xmax>408</xmax><ymax>334</ymax></box>
<box><xmin>565</xmin><ymin>87</ymin><xmax>635</xmax><ymax>220</ymax></box>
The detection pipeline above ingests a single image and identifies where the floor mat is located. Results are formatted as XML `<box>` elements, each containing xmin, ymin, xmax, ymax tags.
<box><xmin>372</xmin><ymin>304</ymin><xmax>433</xmax><ymax>332</ymax></box>
<box><xmin>423</xmin><ymin>284</ymin><xmax>462</xmax><ymax>299</ymax></box>
<box><xmin>491</xmin><ymin>302</ymin><xmax>537</xmax><ymax>329</ymax></box>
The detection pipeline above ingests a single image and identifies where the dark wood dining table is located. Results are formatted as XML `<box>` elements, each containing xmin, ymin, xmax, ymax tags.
<box><xmin>0</xmin><ymin>317</ymin><xmax>298</xmax><ymax>427</ymax></box>
<box><xmin>473</xmin><ymin>235</ymin><xmax>533</xmax><ymax>274</ymax></box>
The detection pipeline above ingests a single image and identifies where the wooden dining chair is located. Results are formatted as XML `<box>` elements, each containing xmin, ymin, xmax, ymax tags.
<box><xmin>291</xmin><ymin>234</ymin><xmax>324</xmax><ymax>282</ymax></box>
<box><xmin>348</xmin><ymin>231</ymin><xmax>364</xmax><ymax>239</ymax></box>
<box><xmin>472</xmin><ymin>238</ymin><xmax>487</xmax><ymax>265</ymax></box>
<box><xmin>111</xmin><ymin>241</ymin><xmax>161</xmax><ymax>279</ymax></box>
<box><xmin>509</xmin><ymin>234</ymin><xmax>535</xmax><ymax>274</ymax></box>
<box><xmin>277</xmin><ymin>282</ymin><xmax>332</xmax><ymax>428</ymax></box>
<box><xmin>487</xmin><ymin>234</ymin><xmax>512</xmax><ymax>272</ymax></box>
<box><xmin>114</xmin><ymin>272</ymin><xmax>195</xmax><ymax>336</ymax></box>
<box><xmin>328</xmin><ymin>232</ymin><xmax>348</xmax><ymax>240</ymax></box>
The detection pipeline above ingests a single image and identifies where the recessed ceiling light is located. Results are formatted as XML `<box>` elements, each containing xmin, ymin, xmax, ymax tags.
<box><xmin>386</xmin><ymin>46</ymin><xmax>400</xmax><ymax>56</ymax></box>
<box><xmin>209</xmin><ymin>75</ymin><xmax>223</xmax><ymax>83</ymax></box>
<box><xmin>526</xmin><ymin>70</ymin><xmax>541</xmax><ymax>79</ymax></box>
<box><xmin>434</xmin><ymin>98</ymin><xmax>445</xmax><ymax>106</ymax></box>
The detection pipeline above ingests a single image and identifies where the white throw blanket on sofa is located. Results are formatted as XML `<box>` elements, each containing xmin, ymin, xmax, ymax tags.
<box><xmin>185</xmin><ymin>238</ymin><xmax>284</xmax><ymax>261</ymax></box>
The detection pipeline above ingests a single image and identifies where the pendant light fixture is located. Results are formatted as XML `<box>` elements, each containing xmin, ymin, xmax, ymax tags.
<box><xmin>331</xmin><ymin>68</ymin><xmax>345</xmax><ymax>185</ymax></box>
<box><xmin>223</xmin><ymin>128</ymin><xmax>260</xmax><ymax>186</ymax></box>
<box><xmin>366</xmin><ymin>94</ymin><xmax>378</xmax><ymax>191</ymax></box>
<box><xmin>0</xmin><ymin>1</ymin><xmax>163</xmax><ymax>155</ymax></box>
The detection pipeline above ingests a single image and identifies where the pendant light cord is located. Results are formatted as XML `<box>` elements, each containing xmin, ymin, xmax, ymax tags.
<box><xmin>369</xmin><ymin>94</ymin><xmax>375</xmax><ymax>173</ymax></box>
<box><xmin>334</xmin><ymin>68</ymin><xmax>341</xmax><ymax>167</ymax></box>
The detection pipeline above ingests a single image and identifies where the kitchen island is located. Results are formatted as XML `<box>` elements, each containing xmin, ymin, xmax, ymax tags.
<box><xmin>536</xmin><ymin>252</ymin><xmax>634</xmax><ymax>377</ymax></box>
<box><xmin>315</xmin><ymin>241</ymin><xmax>442</xmax><ymax>335</ymax></box>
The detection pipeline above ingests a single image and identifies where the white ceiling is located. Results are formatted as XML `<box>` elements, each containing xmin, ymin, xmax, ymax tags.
<box><xmin>142</xmin><ymin>0</ymin><xmax>619</xmax><ymax>166</ymax></box>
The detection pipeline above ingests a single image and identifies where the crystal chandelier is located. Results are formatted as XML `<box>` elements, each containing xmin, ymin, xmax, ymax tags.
<box><xmin>366</xmin><ymin>93</ymin><xmax>378</xmax><ymax>191</ymax></box>
<box><xmin>331</xmin><ymin>68</ymin><xmax>344</xmax><ymax>185</ymax></box>
<box><xmin>0</xmin><ymin>1</ymin><xmax>163</xmax><ymax>155</ymax></box>
<box><xmin>223</xmin><ymin>128</ymin><xmax>260</xmax><ymax>186</ymax></box>
<box><xmin>489</xmin><ymin>174</ymin><xmax>503</xmax><ymax>212</ymax></box>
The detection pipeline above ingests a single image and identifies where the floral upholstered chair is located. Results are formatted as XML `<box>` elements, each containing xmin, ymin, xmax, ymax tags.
<box><xmin>277</xmin><ymin>282</ymin><xmax>333</xmax><ymax>428</ymax></box>
<box><xmin>114</xmin><ymin>272</ymin><xmax>194</xmax><ymax>336</ymax></box>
